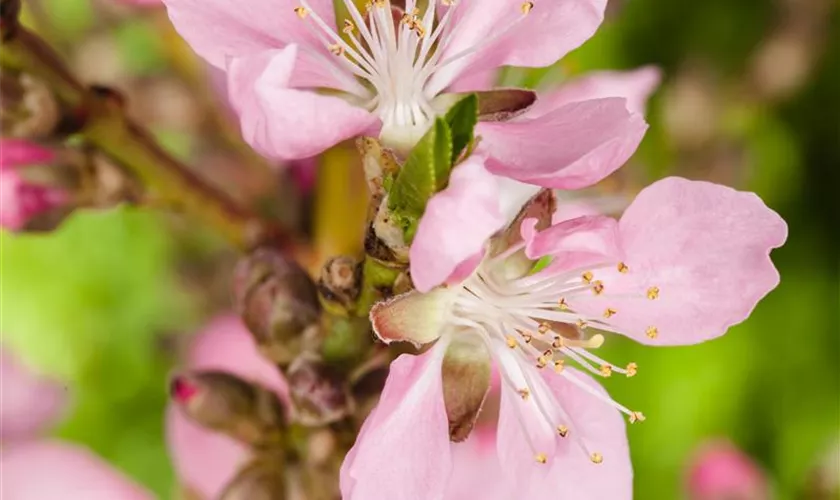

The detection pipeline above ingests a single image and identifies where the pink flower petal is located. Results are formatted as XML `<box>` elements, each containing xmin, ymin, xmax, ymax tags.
<box><xmin>229</xmin><ymin>46</ymin><xmax>379</xmax><ymax>161</ymax></box>
<box><xmin>522</xmin><ymin>215</ymin><xmax>622</xmax><ymax>268</ymax></box>
<box><xmin>479</xmin><ymin>98</ymin><xmax>648</xmax><ymax>190</ymax></box>
<box><xmin>534</xmin><ymin>368</ymin><xmax>632</xmax><ymax>499</ymax></box>
<box><xmin>161</xmin><ymin>0</ymin><xmax>334</xmax><ymax>69</ymax></box>
<box><xmin>0</xmin><ymin>347</ymin><xmax>67</xmax><ymax>442</ymax></box>
<box><xmin>0</xmin><ymin>139</ymin><xmax>55</xmax><ymax>169</ymax></box>
<box><xmin>410</xmin><ymin>156</ymin><xmax>505</xmax><ymax>292</ymax></box>
<box><xmin>529</xmin><ymin>66</ymin><xmax>662</xmax><ymax>118</ymax></box>
<box><xmin>568</xmin><ymin>177</ymin><xmax>787</xmax><ymax>345</ymax></box>
<box><xmin>428</xmin><ymin>0</ymin><xmax>606</xmax><ymax>95</ymax></box>
<box><xmin>165</xmin><ymin>405</ymin><xmax>250</xmax><ymax>499</ymax></box>
<box><xmin>167</xmin><ymin>315</ymin><xmax>287</xmax><ymax>497</ymax></box>
<box><xmin>0</xmin><ymin>441</ymin><xmax>152</xmax><ymax>500</ymax></box>
<box><xmin>184</xmin><ymin>314</ymin><xmax>288</xmax><ymax>406</ymax></box>
<box><xmin>340</xmin><ymin>343</ymin><xmax>453</xmax><ymax>500</ymax></box>
<box><xmin>444</xmin><ymin>426</ymin><xmax>517</xmax><ymax>500</ymax></box>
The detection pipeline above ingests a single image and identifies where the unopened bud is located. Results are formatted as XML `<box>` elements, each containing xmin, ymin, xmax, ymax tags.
<box><xmin>287</xmin><ymin>356</ymin><xmax>352</xmax><ymax>426</ymax></box>
<box><xmin>170</xmin><ymin>371</ymin><xmax>286</xmax><ymax>447</ymax></box>
<box><xmin>442</xmin><ymin>335</ymin><xmax>492</xmax><ymax>442</ymax></box>
<box><xmin>0</xmin><ymin>139</ymin><xmax>72</xmax><ymax>232</ymax></box>
<box><xmin>318</xmin><ymin>256</ymin><xmax>361</xmax><ymax>313</ymax></box>
<box><xmin>219</xmin><ymin>456</ymin><xmax>287</xmax><ymax>500</ymax></box>
<box><xmin>687</xmin><ymin>440</ymin><xmax>769</xmax><ymax>500</ymax></box>
<box><xmin>233</xmin><ymin>248</ymin><xmax>322</xmax><ymax>366</ymax></box>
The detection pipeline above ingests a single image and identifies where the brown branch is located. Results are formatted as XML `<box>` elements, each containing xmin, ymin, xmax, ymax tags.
<box><xmin>0</xmin><ymin>21</ymin><xmax>289</xmax><ymax>250</ymax></box>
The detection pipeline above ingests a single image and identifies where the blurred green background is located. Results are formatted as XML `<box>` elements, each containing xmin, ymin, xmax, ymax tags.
<box><xmin>2</xmin><ymin>0</ymin><xmax>838</xmax><ymax>498</ymax></box>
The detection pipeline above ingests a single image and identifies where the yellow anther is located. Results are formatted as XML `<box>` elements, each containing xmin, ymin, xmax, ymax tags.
<box><xmin>558</xmin><ymin>297</ymin><xmax>569</xmax><ymax>310</ymax></box>
<box><xmin>536</xmin><ymin>356</ymin><xmax>548</xmax><ymax>369</ymax></box>
<box><xmin>551</xmin><ymin>336</ymin><xmax>564</xmax><ymax>349</ymax></box>
<box><xmin>629</xmin><ymin>411</ymin><xmax>646</xmax><ymax>424</ymax></box>
<box><xmin>520</xmin><ymin>1</ymin><xmax>534</xmax><ymax>14</ymax></box>
<box><xmin>556</xmin><ymin>425</ymin><xmax>569</xmax><ymax>437</ymax></box>
<box><xmin>373</xmin><ymin>0</ymin><xmax>386</xmax><ymax>7</ymax></box>
<box><xmin>647</xmin><ymin>286</ymin><xmax>660</xmax><ymax>300</ymax></box>
<box><xmin>625</xmin><ymin>362</ymin><xmax>638</xmax><ymax>377</ymax></box>
<box><xmin>518</xmin><ymin>388</ymin><xmax>531</xmax><ymax>400</ymax></box>
<box><xmin>328</xmin><ymin>44</ymin><xmax>345</xmax><ymax>56</ymax></box>
<box><xmin>590</xmin><ymin>452</ymin><xmax>603</xmax><ymax>464</ymax></box>
<box><xmin>535</xmin><ymin>453</ymin><xmax>547</xmax><ymax>464</ymax></box>
<box><xmin>645</xmin><ymin>326</ymin><xmax>659</xmax><ymax>339</ymax></box>
<box><xmin>520</xmin><ymin>332</ymin><xmax>533</xmax><ymax>344</ymax></box>
<box><xmin>413</xmin><ymin>24</ymin><xmax>426</xmax><ymax>38</ymax></box>
<box><xmin>576</xmin><ymin>319</ymin><xmax>588</xmax><ymax>330</ymax></box>
<box><xmin>537</xmin><ymin>323</ymin><xmax>550</xmax><ymax>334</ymax></box>
<box><xmin>582</xmin><ymin>271</ymin><xmax>594</xmax><ymax>284</ymax></box>
<box><xmin>600</xmin><ymin>365</ymin><xmax>613</xmax><ymax>377</ymax></box>
<box><xmin>342</xmin><ymin>19</ymin><xmax>355</xmax><ymax>33</ymax></box>
<box><xmin>553</xmin><ymin>360</ymin><xmax>565</xmax><ymax>373</ymax></box>
<box><xmin>505</xmin><ymin>335</ymin><xmax>517</xmax><ymax>349</ymax></box>
<box><xmin>617</xmin><ymin>262</ymin><xmax>629</xmax><ymax>273</ymax></box>
<box><xmin>603</xmin><ymin>308</ymin><xmax>617</xmax><ymax>318</ymax></box>
<box><xmin>293</xmin><ymin>6</ymin><xmax>308</xmax><ymax>18</ymax></box>
<box><xmin>592</xmin><ymin>280</ymin><xmax>605</xmax><ymax>295</ymax></box>
<box><xmin>583</xmin><ymin>334</ymin><xmax>605</xmax><ymax>349</ymax></box>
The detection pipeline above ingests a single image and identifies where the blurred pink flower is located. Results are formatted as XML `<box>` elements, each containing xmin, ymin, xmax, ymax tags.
<box><xmin>0</xmin><ymin>346</ymin><xmax>67</xmax><ymax>442</ymax></box>
<box><xmin>0</xmin><ymin>346</ymin><xmax>152</xmax><ymax>499</ymax></box>
<box><xmin>0</xmin><ymin>139</ymin><xmax>67</xmax><ymax>231</ymax></box>
<box><xmin>0</xmin><ymin>441</ymin><xmax>153</xmax><ymax>500</ymax></box>
<box><xmin>166</xmin><ymin>315</ymin><xmax>288</xmax><ymax>499</ymax></box>
<box><xmin>687</xmin><ymin>440</ymin><xmax>770</xmax><ymax>500</ymax></box>
<box><xmin>343</xmin><ymin>177</ymin><xmax>787</xmax><ymax>499</ymax></box>
<box><xmin>161</xmin><ymin>0</ymin><xmax>648</xmax><ymax>183</ymax></box>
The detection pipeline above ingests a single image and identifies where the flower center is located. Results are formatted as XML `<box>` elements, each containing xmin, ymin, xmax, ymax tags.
<box><xmin>293</xmin><ymin>0</ymin><xmax>533</xmax><ymax>143</ymax></box>
<box><xmin>451</xmin><ymin>253</ymin><xmax>652</xmax><ymax>464</ymax></box>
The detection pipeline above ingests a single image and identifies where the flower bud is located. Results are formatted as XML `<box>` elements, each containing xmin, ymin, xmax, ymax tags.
<box><xmin>0</xmin><ymin>139</ymin><xmax>71</xmax><ymax>232</ymax></box>
<box><xmin>170</xmin><ymin>370</ymin><xmax>286</xmax><ymax>448</ymax></box>
<box><xmin>219</xmin><ymin>456</ymin><xmax>287</xmax><ymax>500</ymax></box>
<box><xmin>687</xmin><ymin>440</ymin><xmax>769</xmax><ymax>500</ymax></box>
<box><xmin>286</xmin><ymin>356</ymin><xmax>352</xmax><ymax>426</ymax></box>
<box><xmin>317</xmin><ymin>255</ymin><xmax>361</xmax><ymax>313</ymax></box>
<box><xmin>442</xmin><ymin>335</ymin><xmax>492</xmax><ymax>442</ymax></box>
<box><xmin>233</xmin><ymin>248</ymin><xmax>322</xmax><ymax>366</ymax></box>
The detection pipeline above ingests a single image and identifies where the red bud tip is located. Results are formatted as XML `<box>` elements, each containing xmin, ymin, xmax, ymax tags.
<box><xmin>171</xmin><ymin>376</ymin><xmax>199</xmax><ymax>404</ymax></box>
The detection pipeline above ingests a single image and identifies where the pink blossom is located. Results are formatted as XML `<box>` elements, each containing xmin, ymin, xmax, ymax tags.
<box><xmin>0</xmin><ymin>139</ymin><xmax>67</xmax><ymax>232</ymax></box>
<box><xmin>166</xmin><ymin>315</ymin><xmax>288</xmax><ymax>499</ymax></box>
<box><xmin>342</xmin><ymin>177</ymin><xmax>786</xmax><ymax>499</ymax></box>
<box><xmin>410</xmin><ymin>66</ymin><xmax>661</xmax><ymax>289</ymax></box>
<box><xmin>687</xmin><ymin>440</ymin><xmax>770</xmax><ymax>500</ymax></box>
<box><xmin>161</xmin><ymin>0</ymin><xmax>648</xmax><ymax>183</ymax></box>
<box><xmin>0</xmin><ymin>441</ymin><xmax>153</xmax><ymax>500</ymax></box>
<box><xmin>0</xmin><ymin>346</ymin><xmax>67</xmax><ymax>442</ymax></box>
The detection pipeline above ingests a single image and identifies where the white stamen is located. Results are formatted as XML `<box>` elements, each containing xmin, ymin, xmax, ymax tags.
<box><xmin>293</xmin><ymin>0</ymin><xmax>528</xmax><ymax>141</ymax></box>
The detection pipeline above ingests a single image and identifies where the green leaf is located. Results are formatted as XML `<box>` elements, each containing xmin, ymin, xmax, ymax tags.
<box><xmin>445</xmin><ymin>94</ymin><xmax>478</xmax><ymax>163</ymax></box>
<box><xmin>387</xmin><ymin>118</ymin><xmax>453</xmax><ymax>239</ymax></box>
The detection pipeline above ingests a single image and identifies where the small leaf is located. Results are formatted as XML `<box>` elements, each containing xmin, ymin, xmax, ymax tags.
<box><xmin>387</xmin><ymin>118</ymin><xmax>453</xmax><ymax>240</ymax></box>
<box><xmin>445</xmin><ymin>94</ymin><xmax>478</xmax><ymax>163</ymax></box>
